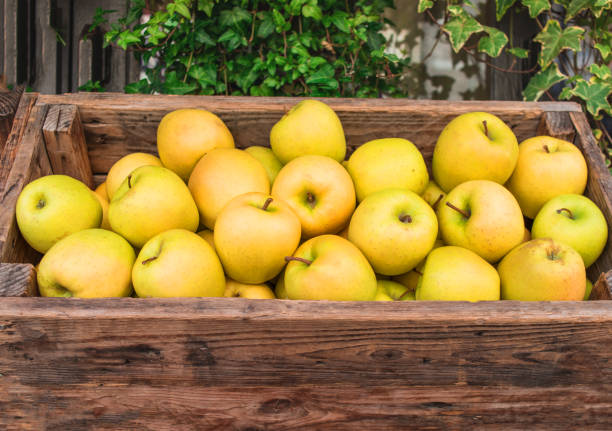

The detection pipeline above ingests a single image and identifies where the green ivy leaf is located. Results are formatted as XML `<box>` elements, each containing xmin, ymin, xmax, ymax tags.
<box><xmin>521</xmin><ymin>0</ymin><xmax>550</xmax><ymax>18</ymax></box>
<box><xmin>117</xmin><ymin>30</ymin><xmax>140</xmax><ymax>49</ymax></box>
<box><xmin>533</xmin><ymin>20</ymin><xmax>584</xmax><ymax>69</ymax></box>
<box><xmin>174</xmin><ymin>2</ymin><xmax>191</xmax><ymax>20</ymax></box>
<box><xmin>590</xmin><ymin>64</ymin><xmax>612</xmax><ymax>81</ymax></box>
<box><xmin>331</xmin><ymin>11</ymin><xmax>350</xmax><ymax>33</ymax></box>
<box><xmin>442</xmin><ymin>8</ymin><xmax>483</xmax><ymax>53</ymax></box>
<box><xmin>219</xmin><ymin>6</ymin><xmax>251</xmax><ymax>28</ymax></box>
<box><xmin>570</xmin><ymin>78</ymin><xmax>612</xmax><ymax>117</ymax></box>
<box><xmin>302</xmin><ymin>0</ymin><xmax>323</xmax><ymax>21</ymax></box>
<box><xmin>197</xmin><ymin>0</ymin><xmax>214</xmax><ymax>16</ymax></box>
<box><xmin>495</xmin><ymin>0</ymin><xmax>517</xmax><ymax>20</ymax></box>
<box><xmin>163</xmin><ymin>71</ymin><xmax>198</xmax><ymax>95</ymax></box>
<box><xmin>189</xmin><ymin>64</ymin><xmax>217</xmax><ymax>87</ymax></box>
<box><xmin>478</xmin><ymin>26</ymin><xmax>508</xmax><ymax>57</ymax></box>
<box><xmin>257</xmin><ymin>13</ymin><xmax>275</xmax><ymax>38</ymax></box>
<box><xmin>418</xmin><ymin>0</ymin><xmax>434</xmax><ymax>13</ymax></box>
<box><xmin>272</xmin><ymin>9</ymin><xmax>286</xmax><ymax>31</ymax></box>
<box><xmin>565</xmin><ymin>0</ymin><xmax>590</xmax><ymax>21</ymax></box>
<box><xmin>523</xmin><ymin>63</ymin><xmax>566</xmax><ymax>101</ymax></box>
<box><xmin>194</xmin><ymin>29</ymin><xmax>215</xmax><ymax>46</ymax></box>
<box><xmin>218</xmin><ymin>28</ymin><xmax>243</xmax><ymax>51</ymax></box>
<box><xmin>507</xmin><ymin>47</ymin><xmax>529</xmax><ymax>58</ymax></box>
<box><xmin>595</xmin><ymin>43</ymin><xmax>611</xmax><ymax>61</ymax></box>
<box><xmin>559</xmin><ymin>85</ymin><xmax>573</xmax><ymax>100</ymax></box>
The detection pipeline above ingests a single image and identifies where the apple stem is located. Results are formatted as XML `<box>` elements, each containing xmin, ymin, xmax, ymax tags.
<box><xmin>127</xmin><ymin>174</ymin><xmax>133</xmax><ymax>189</ymax></box>
<box><xmin>306</xmin><ymin>192</ymin><xmax>316</xmax><ymax>209</ymax></box>
<box><xmin>261</xmin><ymin>197</ymin><xmax>273</xmax><ymax>211</ymax></box>
<box><xmin>414</xmin><ymin>269</ymin><xmax>423</xmax><ymax>276</ymax></box>
<box><xmin>556</xmin><ymin>207</ymin><xmax>574</xmax><ymax>219</ymax></box>
<box><xmin>482</xmin><ymin>120</ymin><xmax>488</xmax><ymax>138</ymax></box>
<box><xmin>446</xmin><ymin>201</ymin><xmax>470</xmax><ymax>219</ymax></box>
<box><xmin>36</xmin><ymin>199</ymin><xmax>45</xmax><ymax>209</ymax></box>
<box><xmin>399</xmin><ymin>214</ymin><xmax>412</xmax><ymax>223</ymax></box>
<box><xmin>543</xmin><ymin>144</ymin><xmax>550</xmax><ymax>153</ymax></box>
<box><xmin>398</xmin><ymin>288</ymin><xmax>414</xmax><ymax>300</ymax></box>
<box><xmin>141</xmin><ymin>256</ymin><xmax>158</xmax><ymax>265</ymax></box>
<box><xmin>432</xmin><ymin>194</ymin><xmax>444</xmax><ymax>210</ymax></box>
<box><xmin>285</xmin><ymin>256</ymin><xmax>313</xmax><ymax>265</ymax></box>
<box><xmin>547</xmin><ymin>246</ymin><xmax>561</xmax><ymax>261</ymax></box>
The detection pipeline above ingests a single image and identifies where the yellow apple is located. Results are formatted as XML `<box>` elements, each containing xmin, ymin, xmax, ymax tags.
<box><xmin>16</xmin><ymin>175</ymin><xmax>102</xmax><ymax>253</ymax></box>
<box><xmin>197</xmin><ymin>229</ymin><xmax>215</xmax><ymax>252</ymax></box>
<box><xmin>94</xmin><ymin>182</ymin><xmax>108</xmax><ymax>200</ymax></box>
<box><xmin>272</xmin><ymin>155</ymin><xmax>356</xmax><ymax>238</ymax></box>
<box><xmin>437</xmin><ymin>180</ymin><xmax>524</xmax><ymax>263</ymax></box>
<box><xmin>224</xmin><ymin>279</ymin><xmax>276</xmax><ymax>299</ymax></box>
<box><xmin>245</xmin><ymin>146</ymin><xmax>283</xmax><ymax>184</ymax></box>
<box><xmin>506</xmin><ymin>136</ymin><xmax>588</xmax><ymax>218</ymax></box>
<box><xmin>92</xmin><ymin>191</ymin><xmax>111</xmax><ymax>230</ymax></box>
<box><xmin>421</xmin><ymin>180</ymin><xmax>446</xmax><ymax>210</ymax></box>
<box><xmin>214</xmin><ymin>193</ymin><xmax>301</xmax><ymax>284</ymax></box>
<box><xmin>498</xmin><ymin>238</ymin><xmax>586</xmax><ymax>300</ymax></box>
<box><xmin>270</xmin><ymin>100</ymin><xmax>346</xmax><ymax>164</ymax></box>
<box><xmin>346</xmin><ymin>138</ymin><xmax>429</xmax><ymax>202</ymax></box>
<box><xmin>522</xmin><ymin>227</ymin><xmax>531</xmax><ymax>243</ymax></box>
<box><xmin>416</xmin><ymin>246</ymin><xmax>500</xmax><ymax>301</ymax></box>
<box><xmin>157</xmin><ymin>108</ymin><xmax>235</xmax><ymax>181</ymax></box>
<box><xmin>132</xmin><ymin>229</ymin><xmax>225</xmax><ymax>298</ymax></box>
<box><xmin>531</xmin><ymin>194</ymin><xmax>607</xmax><ymax>267</ymax></box>
<box><xmin>109</xmin><ymin>165</ymin><xmax>199</xmax><ymax>248</ymax></box>
<box><xmin>284</xmin><ymin>235</ymin><xmax>377</xmax><ymax>301</ymax></box>
<box><xmin>188</xmin><ymin>148</ymin><xmax>270</xmax><ymax>229</ymax></box>
<box><xmin>37</xmin><ymin>228</ymin><xmax>135</xmax><ymax>297</ymax></box>
<box><xmin>375</xmin><ymin>280</ymin><xmax>415</xmax><ymax>301</ymax></box>
<box><xmin>106</xmin><ymin>152</ymin><xmax>162</xmax><ymax>199</ymax></box>
<box><xmin>275</xmin><ymin>270</ymin><xmax>289</xmax><ymax>299</ymax></box>
<box><xmin>433</xmin><ymin>112</ymin><xmax>519</xmax><ymax>192</ymax></box>
<box><xmin>392</xmin><ymin>239</ymin><xmax>444</xmax><ymax>291</ymax></box>
<box><xmin>348</xmin><ymin>189</ymin><xmax>438</xmax><ymax>275</ymax></box>
<box><xmin>584</xmin><ymin>279</ymin><xmax>593</xmax><ymax>300</ymax></box>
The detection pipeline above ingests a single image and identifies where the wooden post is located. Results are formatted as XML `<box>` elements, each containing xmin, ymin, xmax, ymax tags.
<box><xmin>0</xmin><ymin>82</ymin><xmax>24</xmax><ymax>151</ymax></box>
<box><xmin>0</xmin><ymin>263</ymin><xmax>37</xmax><ymax>296</ymax></box>
<box><xmin>42</xmin><ymin>104</ymin><xmax>94</xmax><ymax>188</ymax></box>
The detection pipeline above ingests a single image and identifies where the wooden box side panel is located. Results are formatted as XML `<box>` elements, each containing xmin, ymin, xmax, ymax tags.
<box><xmin>38</xmin><ymin>94</ymin><xmax>580</xmax><ymax>177</ymax></box>
<box><xmin>0</xmin><ymin>298</ymin><xmax>611</xmax><ymax>429</ymax></box>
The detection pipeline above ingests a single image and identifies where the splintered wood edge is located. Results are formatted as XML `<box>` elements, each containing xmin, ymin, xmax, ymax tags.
<box><xmin>0</xmin><ymin>263</ymin><xmax>37</xmax><ymax>296</ymax></box>
<box><xmin>593</xmin><ymin>271</ymin><xmax>612</xmax><ymax>300</ymax></box>
<box><xmin>42</xmin><ymin>104</ymin><xmax>94</xmax><ymax>187</ymax></box>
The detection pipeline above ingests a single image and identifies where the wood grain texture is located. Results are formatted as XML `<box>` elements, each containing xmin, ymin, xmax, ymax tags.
<box><xmin>37</xmin><ymin>94</ymin><xmax>582</xmax><ymax>174</ymax></box>
<box><xmin>593</xmin><ymin>270</ymin><xmax>612</xmax><ymax>300</ymax></box>
<box><xmin>0</xmin><ymin>85</ymin><xmax>24</xmax><ymax>151</ymax></box>
<box><xmin>569</xmin><ymin>112</ymin><xmax>612</xmax><ymax>284</ymax></box>
<box><xmin>0</xmin><ymin>263</ymin><xmax>37</xmax><ymax>297</ymax></box>
<box><xmin>42</xmin><ymin>104</ymin><xmax>94</xmax><ymax>188</ymax></box>
<box><xmin>537</xmin><ymin>111</ymin><xmax>576</xmax><ymax>142</ymax></box>
<box><xmin>0</xmin><ymin>102</ymin><xmax>52</xmax><ymax>264</ymax></box>
<box><xmin>0</xmin><ymin>298</ymin><xmax>611</xmax><ymax>429</ymax></box>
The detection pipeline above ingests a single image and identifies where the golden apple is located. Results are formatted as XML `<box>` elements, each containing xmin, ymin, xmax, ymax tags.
<box><xmin>132</xmin><ymin>229</ymin><xmax>225</xmax><ymax>298</ymax></box>
<box><xmin>37</xmin><ymin>228</ymin><xmax>135</xmax><ymax>297</ymax></box>
<box><xmin>188</xmin><ymin>148</ymin><xmax>270</xmax><ymax>229</ymax></box>
<box><xmin>157</xmin><ymin>108</ymin><xmax>235</xmax><ymax>181</ymax></box>
<box><xmin>270</xmin><ymin>100</ymin><xmax>346</xmax><ymax>164</ymax></box>
<box><xmin>224</xmin><ymin>279</ymin><xmax>276</xmax><ymax>299</ymax></box>
<box><xmin>245</xmin><ymin>146</ymin><xmax>283</xmax><ymax>184</ymax></box>
<box><xmin>214</xmin><ymin>193</ymin><xmax>301</xmax><ymax>284</ymax></box>
<box><xmin>506</xmin><ymin>136</ymin><xmax>588</xmax><ymax>218</ymax></box>
<box><xmin>272</xmin><ymin>155</ymin><xmax>355</xmax><ymax>238</ymax></box>
<box><xmin>106</xmin><ymin>152</ymin><xmax>162</xmax><ymax>199</ymax></box>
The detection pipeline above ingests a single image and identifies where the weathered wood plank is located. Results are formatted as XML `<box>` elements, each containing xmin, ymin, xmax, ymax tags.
<box><xmin>0</xmin><ymin>83</ymin><xmax>24</xmax><ymax>151</ymax></box>
<box><xmin>0</xmin><ymin>263</ymin><xmax>37</xmax><ymax>296</ymax></box>
<box><xmin>0</xmin><ymin>298</ymin><xmax>610</xmax><ymax>386</ymax></box>
<box><xmin>0</xmin><ymin>102</ymin><xmax>52</xmax><ymax>264</ymax></box>
<box><xmin>0</xmin><ymin>299</ymin><xmax>610</xmax><ymax>428</ymax></box>
<box><xmin>42</xmin><ymin>104</ymin><xmax>94</xmax><ymax>187</ymax></box>
<box><xmin>569</xmin><ymin>112</ymin><xmax>612</xmax><ymax>284</ymax></box>
<box><xmin>537</xmin><ymin>110</ymin><xmax>576</xmax><ymax>142</ymax></box>
<box><xmin>40</xmin><ymin>94</ymin><xmax>579</xmax><ymax>173</ymax></box>
<box><xmin>1</xmin><ymin>384</ymin><xmax>610</xmax><ymax>430</ymax></box>
<box><xmin>593</xmin><ymin>270</ymin><xmax>612</xmax><ymax>300</ymax></box>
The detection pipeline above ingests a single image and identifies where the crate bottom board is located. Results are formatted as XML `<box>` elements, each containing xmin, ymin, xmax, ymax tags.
<box><xmin>1</xmin><ymin>298</ymin><xmax>611</xmax><ymax>428</ymax></box>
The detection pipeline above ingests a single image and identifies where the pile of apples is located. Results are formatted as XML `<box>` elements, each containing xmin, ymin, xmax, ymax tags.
<box><xmin>16</xmin><ymin>100</ymin><xmax>607</xmax><ymax>301</ymax></box>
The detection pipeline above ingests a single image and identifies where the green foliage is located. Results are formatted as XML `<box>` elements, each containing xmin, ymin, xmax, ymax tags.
<box><xmin>78</xmin><ymin>80</ymin><xmax>106</xmax><ymax>92</ymax></box>
<box><xmin>91</xmin><ymin>0</ymin><xmax>410</xmax><ymax>98</ymax></box>
<box><xmin>418</xmin><ymin>0</ymin><xmax>612</xmax><ymax>164</ymax></box>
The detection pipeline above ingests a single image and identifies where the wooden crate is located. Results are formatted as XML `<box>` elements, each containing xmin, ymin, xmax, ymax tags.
<box><xmin>0</xmin><ymin>93</ymin><xmax>611</xmax><ymax>429</ymax></box>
